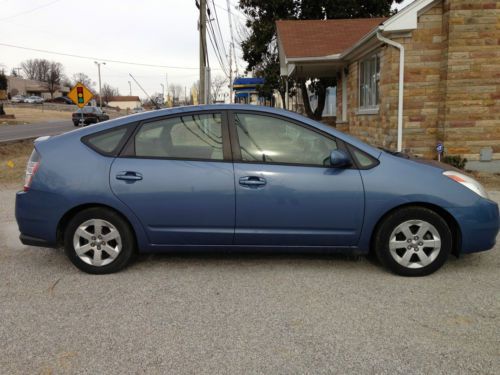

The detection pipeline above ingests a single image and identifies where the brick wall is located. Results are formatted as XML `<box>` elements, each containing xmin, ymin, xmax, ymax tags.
<box><xmin>338</xmin><ymin>0</ymin><xmax>500</xmax><ymax>160</ymax></box>
<box><xmin>441</xmin><ymin>0</ymin><xmax>500</xmax><ymax>160</ymax></box>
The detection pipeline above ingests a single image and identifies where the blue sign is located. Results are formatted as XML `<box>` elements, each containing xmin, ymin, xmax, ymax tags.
<box><xmin>436</xmin><ymin>142</ymin><xmax>444</xmax><ymax>154</ymax></box>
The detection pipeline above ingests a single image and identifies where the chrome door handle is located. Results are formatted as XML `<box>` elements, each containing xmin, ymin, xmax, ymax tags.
<box><xmin>239</xmin><ymin>176</ymin><xmax>266</xmax><ymax>187</ymax></box>
<box><xmin>116</xmin><ymin>171</ymin><xmax>143</xmax><ymax>181</ymax></box>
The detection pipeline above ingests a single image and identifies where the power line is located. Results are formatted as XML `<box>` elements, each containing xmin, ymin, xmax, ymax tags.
<box><xmin>206</xmin><ymin>22</ymin><xmax>228</xmax><ymax>77</ymax></box>
<box><xmin>0</xmin><ymin>42</ymin><xmax>224</xmax><ymax>70</ymax></box>
<box><xmin>210</xmin><ymin>0</ymin><xmax>229</xmax><ymax>62</ymax></box>
<box><xmin>206</xmin><ymin>3</ymin><xmax>229</xmax><ymax>77</ymax></box>
<box><xmin>0</xmin><ymin>0</ymin><xmax>61</xmax><ymax>21</ymax></box>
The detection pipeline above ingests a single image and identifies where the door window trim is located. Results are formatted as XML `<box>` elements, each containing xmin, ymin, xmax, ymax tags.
<box><xmin>119</xmin><ymin>110</ymin><xmax>232</xmax><ymax>162</ymax></box>
<box><xmin>227</xmin><ymin>110</ymin><xmax>355</xmax><ymax>169</ymax></box>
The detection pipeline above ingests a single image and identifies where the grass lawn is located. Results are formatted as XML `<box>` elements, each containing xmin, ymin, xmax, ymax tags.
<box><xmin>1</xmin><ymin>106</ymin><xmax>71</xmax><ymax>124</ymax></box>
<box><xmin>0</xmin><ymin>140</ymin><xmax>34</xmax><ymax>188</ymax></box>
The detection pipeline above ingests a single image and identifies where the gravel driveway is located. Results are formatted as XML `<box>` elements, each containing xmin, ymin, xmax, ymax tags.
<box><xmin>1</xmin><ymin>188</ymin><xmax>499</xmax><ymax>374</ymax></box>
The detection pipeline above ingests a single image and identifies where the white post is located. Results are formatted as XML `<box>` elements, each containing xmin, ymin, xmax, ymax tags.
<box><xmin>376</xmin><ymin>32</ymin><xmax>404</xmax><ymax>152</ymax></box>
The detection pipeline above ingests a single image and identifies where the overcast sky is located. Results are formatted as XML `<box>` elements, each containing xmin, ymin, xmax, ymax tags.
<box><xmin>0</xmin><ymin>0</ymin><xmax>415</xmax><ymax>99</ymax></box>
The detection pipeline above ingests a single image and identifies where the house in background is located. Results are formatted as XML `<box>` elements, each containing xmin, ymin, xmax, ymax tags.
<box><xmin>105</xmin><ymin>96</ymin><xmax>141</xmax><ymax>111</ymax></box>
<box><xmin>7</xmin><ymin>75</ymin><xmax>70</xmax><ymax>98</ymax></box>
<box><xmin>277</xmin><ymin>0</ymin><xmax>500</xmax><ymax>168</ymax></box>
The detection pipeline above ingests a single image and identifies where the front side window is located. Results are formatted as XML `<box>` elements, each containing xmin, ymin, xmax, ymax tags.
<box><xmin>234</xmin><ymin>113</ymin><xmax>337</xmax><ymax>166</ymax></box>
<box><xmin>359</xmin><ymin>54</ymin><xmax>380</xmax><ymax>111</ymax></box>
<box><xmin>135</xmin><ymin>113</ymin><xmax>223</xmax><ymax>160</ymax></box>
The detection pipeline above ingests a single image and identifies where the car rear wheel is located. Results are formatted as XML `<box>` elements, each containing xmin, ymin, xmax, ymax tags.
<box><xmin>64</xmin><ymin>208</ymin><xmax>136</xmax><ymax>274</ymax></box>
<box><xmin>374</xmin><ymin>206</ymin><xmax>452</xmax><ymax>276</ymax></box>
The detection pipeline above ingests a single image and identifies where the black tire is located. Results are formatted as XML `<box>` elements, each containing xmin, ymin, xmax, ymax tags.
<box><xmin>73</xmin><ymin>122</ymin><xmax>79</xmax><ymax>127</ymax></box>
<box><xmin>374</xmin><ymin>206</ymin><xmax>452</xmax><ymax>277</ymax></box>
<box><xmin>64</xmin><ymin>207</ymin><xmax>136</xmax><ymax>274</ymax></box>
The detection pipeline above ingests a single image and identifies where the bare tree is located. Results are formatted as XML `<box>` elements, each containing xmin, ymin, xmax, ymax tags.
<box><xmin>45</xmin><ymin>62</ymin><xmax>63</xmax><ymax>99</ymax></box>
<box><xmin>21</xmin><ymin>59</ymin><xmax>51</xmax><ymax>81</ymax></box>
<box><xmin>101</xmin><ymin>83</ymin><xmax>120</xmax><ymax>104</ymax></box>
<box><xmin>168</xmin><ymin>84</ymin><xmax>183</xmax><ymax>106</ymax></box>
<box><xmin>72</xmin><ymin>73</ymin><xmax>95</xmax><ymax>90</ymax></box>
<box><xmin>20</xmin><ymin>59</ymin><xmax>64</xmax><ymax>98</ymax></box>
<box><xmin>211</xmin><ymin>75</ymin><xmax>228</xmax><ymax>103</ymax></box>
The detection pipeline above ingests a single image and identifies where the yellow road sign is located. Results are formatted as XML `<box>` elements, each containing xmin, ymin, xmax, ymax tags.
<box><xmin>68</xmin><ymin>82</ymin><xmax>94</xmax><ymax>108</ymax></box>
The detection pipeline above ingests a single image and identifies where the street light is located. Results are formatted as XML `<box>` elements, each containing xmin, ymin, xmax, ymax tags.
<box><xmin>94</xmin><ymin>61</ymin><xmax>106</xmax><ymax>109</ymax></box>
<box><xmin>128</xmin><ymin>80</ymin><xmax>132</xmax><ymax>96</ymax></box>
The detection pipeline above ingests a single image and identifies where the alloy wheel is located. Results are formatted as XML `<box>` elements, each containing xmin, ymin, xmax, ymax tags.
<box><xmin>388</xmin><ymin>220</ymin><xmax>441</xmax><ymax>269</ymax></box>
<box><xmin>72</xmin><ymin>219</ymin><xmax>122</xmax><ymax>266</ymax></box>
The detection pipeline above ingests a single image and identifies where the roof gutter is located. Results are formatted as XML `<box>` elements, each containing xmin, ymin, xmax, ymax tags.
<box><xmin>376</xmin><ymin>32</ymin><xmax>405</xmax><ymax>152</ymax></box>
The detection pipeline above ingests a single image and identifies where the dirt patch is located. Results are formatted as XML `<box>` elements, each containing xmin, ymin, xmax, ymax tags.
<box><xmin>0</xmin><ymin>139</ymin><xmax>34</xmax><ymax>188</ymax></box>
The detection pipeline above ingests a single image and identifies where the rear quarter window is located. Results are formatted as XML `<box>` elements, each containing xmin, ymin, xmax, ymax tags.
<box><xmin>83</xmin><ymin>126</ymin><xmax>130</xmax><ymax>156</ymax></box>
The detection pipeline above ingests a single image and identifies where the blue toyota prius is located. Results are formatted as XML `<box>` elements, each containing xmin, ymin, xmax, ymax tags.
<box><xmin>15</xmin><ymin>105</ymin><xmax>499</xmax><ymax>276</ymax></box>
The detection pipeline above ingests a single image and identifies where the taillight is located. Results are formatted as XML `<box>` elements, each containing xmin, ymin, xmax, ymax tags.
<box><xmin>24</xmin><ymin>149</ymin><xmax>40</xmax><ymax>192</ymax></box>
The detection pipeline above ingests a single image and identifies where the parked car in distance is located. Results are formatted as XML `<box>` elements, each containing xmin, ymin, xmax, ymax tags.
<box><xmin>72</xmin><ymin>106</ymin><xmax>110</xmax><ymax>126</ymax></box>
<box><xmin>132</xmin><ymin>107</ymin><xmax>145</xmax><ymax>114</ymax></box>
<box><xmin>46</xmin><ymin>96</ymin><xmax>73</xmax><ymax>105</ymax></box>
<box><xmin>16</xmin><ymin>105</ymin><xmax>499</xmax><ymax>275</ymax></box>
<box><xmin>11</xmin><ymin>95</ymin><xmax>26</xmax><ymax>103</ymax></box>
<box><xmin>24</xmin><ymin>95</ymin><xmax>44</xmax><ymax>104</ymax></box>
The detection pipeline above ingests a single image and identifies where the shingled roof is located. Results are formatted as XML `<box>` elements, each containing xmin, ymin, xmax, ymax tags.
<box><xmin>276</xmin><ymin>18</ymin><xmax>387</xmax><ymax>58</ymax></box>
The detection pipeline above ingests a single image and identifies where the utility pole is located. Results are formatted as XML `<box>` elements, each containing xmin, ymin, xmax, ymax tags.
<box><xmin>160</xmin><ymin>83</ymin><xmax>165</xmax><ymax>104</ymax></box>
<box><xmin>199</xmin><ymin>0</ymin><xmax>207</xmax><ymax>104</ymax></box>
<box><xmin>128</xmin><ymin>80</ymin><xmax>132</xmax><ymax>96</ymax></box>
<box><xmin>228</xmin><ymin>42</ymin><xmax>233</xmax><ymax>104</ymax></box>
<box><xmin>94</xmin><ymin>61</ymin><xmax>106</xmax><ymax>109</ymax></box>
<box><xmin>226</xmin><ymin>0</ymin><xmax>236</xmax><ymax>103</ymax></box>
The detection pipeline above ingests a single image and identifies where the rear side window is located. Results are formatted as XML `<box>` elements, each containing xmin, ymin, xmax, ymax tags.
<box><xmin>134</xmin><ymin>113</ymin><xmax>223</xmax><ymax>160</ymax></box>
<box><xmin>84</xmin><ymin>127</ymin><xmax>129</xmax><ymax>156</ymax></box>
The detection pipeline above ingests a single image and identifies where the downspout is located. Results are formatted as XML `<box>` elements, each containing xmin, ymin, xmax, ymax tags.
<box><xmin>376</xmin><ymin>32</ymin><xmax>405</xmax><ymax>152</ymax></box>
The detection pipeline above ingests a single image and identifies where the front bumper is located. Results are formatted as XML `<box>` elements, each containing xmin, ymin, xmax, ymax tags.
<box><xmin>448</xmin><ymin>198</ymin><xmax>500</xmax><ymax>254</ymax></box>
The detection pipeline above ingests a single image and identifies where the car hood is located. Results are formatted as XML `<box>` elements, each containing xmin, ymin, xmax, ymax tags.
<box><xmin>380</xmin><ymin>149</ymin><xmax>460</xmax><ymax>173</ymax></box>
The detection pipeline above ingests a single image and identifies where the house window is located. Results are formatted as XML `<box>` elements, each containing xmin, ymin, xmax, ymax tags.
<box><xmin>359</xmin><ymin>54</ymin><xmax>380</xmax><ymax>112</ymax></box>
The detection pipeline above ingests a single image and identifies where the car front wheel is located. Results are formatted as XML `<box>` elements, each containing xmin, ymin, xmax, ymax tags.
<box><xmin>64</xmin><ymin>208</ymin><xmax>136</xmax><ymax>274</ymax></box>
<box><xmin>374</xmin><ymin>206</ymin><xmax>452</xmax><ymax>276</ymax></box>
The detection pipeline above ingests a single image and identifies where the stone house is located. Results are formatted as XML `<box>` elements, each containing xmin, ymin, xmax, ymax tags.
<box><xmin>277</xmin><ymin>0</ymin><xmax>500</xmax><ymax>165</ymax></box>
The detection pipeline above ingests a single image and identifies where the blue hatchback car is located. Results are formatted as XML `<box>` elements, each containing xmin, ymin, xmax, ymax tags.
<box><xmin>16</xmin><ymin>105</ymin><xmax>499</xmax><ymax>275</ymax></box>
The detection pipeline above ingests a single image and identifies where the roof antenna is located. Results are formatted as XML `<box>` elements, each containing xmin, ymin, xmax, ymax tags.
<box><xmin>129</xmin><ymin>73</ymin><xmax>161</xmax><ymax>110</ymax></box>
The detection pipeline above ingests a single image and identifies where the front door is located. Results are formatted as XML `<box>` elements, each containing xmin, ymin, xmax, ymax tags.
<box><xmin>110</xmin><ymin>112</ymin><xmax>235</xmax><ymax>246</ymax></box>
<box><xmin>230</xmin><ymin>112</ymin><xmax>364</xmax><ymax>247</ymax></box>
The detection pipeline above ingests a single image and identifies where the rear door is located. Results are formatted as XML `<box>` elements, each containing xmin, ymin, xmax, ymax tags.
<box><xmin>110</xmin><ymin>111</ymin><xmax>235</xmax><ymax>246</ymax></box>
<box><xmin>230</xmin><ymin>111</ymin><xmax>365</xmax><ymax>247</ymax></box>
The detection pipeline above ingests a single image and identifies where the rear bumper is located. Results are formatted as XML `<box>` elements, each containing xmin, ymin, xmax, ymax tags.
<box><xmin>448</xmin><ymin>198</ymin><xmax>500</xmax><ymax>254</ymax></box>
<box><xmin>15</xmin><ymin>190</ymin><xmax>66</xmax><ymax>248</ymax></box>
<box><xmin>19</xmin><ymin>234</ymin><xmax>54</xmax><ymax>248</ymax></box>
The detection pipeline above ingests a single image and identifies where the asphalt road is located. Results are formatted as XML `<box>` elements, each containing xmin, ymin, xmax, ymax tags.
<box><xmin>1</xmin><ymin>188</ymin><xmax>499</xmax><ymax>374</ymax></box>
<box><xmin>0</xmin><ymin>120</ymin><xmax>74</xmax><ymax>142</ymax></box>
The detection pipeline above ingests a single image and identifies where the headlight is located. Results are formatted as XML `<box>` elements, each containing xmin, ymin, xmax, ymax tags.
<box><xmin>443</xmin><ymin>171</ymin><xmax>489</xmax><ymax>199</ymax></box>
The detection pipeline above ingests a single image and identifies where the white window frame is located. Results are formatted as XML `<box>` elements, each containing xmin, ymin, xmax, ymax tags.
<box><xmin>358</xmin><ymin>53</ymin><xmax>380</xmax><ymax>114</ymax></box>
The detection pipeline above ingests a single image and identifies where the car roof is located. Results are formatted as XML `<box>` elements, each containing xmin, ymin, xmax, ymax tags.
<box><xmin>56</xmin><ymin>104</ymin><xmax>382</xmax><ymax>158</ymax></box>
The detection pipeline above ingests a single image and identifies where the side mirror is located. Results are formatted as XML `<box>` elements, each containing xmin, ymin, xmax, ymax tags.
<box><xmin>329</xmin><ymin>150</ymin><xmax>351</xmax><ymax>168</ymax></box>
